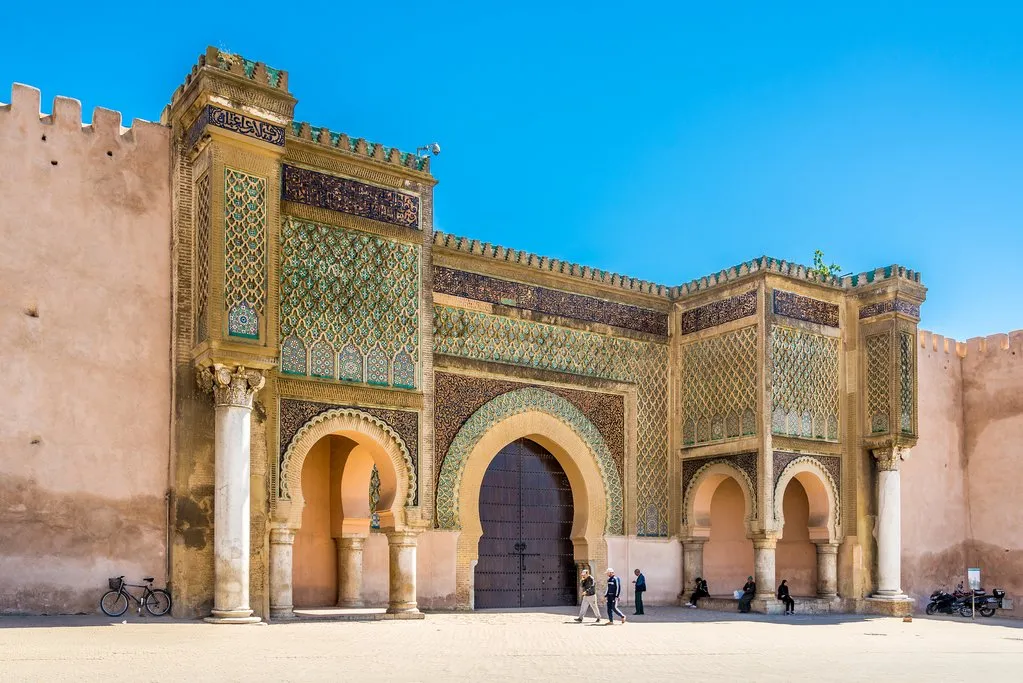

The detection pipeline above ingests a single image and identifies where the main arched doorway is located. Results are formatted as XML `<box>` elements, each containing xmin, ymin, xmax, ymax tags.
<box><xmin>474</xmin><ymin>438</ymin><xmax>576</xmax><ymax>608</ymax></box>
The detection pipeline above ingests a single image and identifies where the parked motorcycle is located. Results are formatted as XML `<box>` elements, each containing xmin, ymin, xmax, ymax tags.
<box><xmin>925</xmin><ymin>588</ymin><xmax>960</xmax><ymax>615</ymax></box>
<box><xmin>958</xmin><ymin>588</ymin><xmax>1006</xmax><ymax>618</ymax></box>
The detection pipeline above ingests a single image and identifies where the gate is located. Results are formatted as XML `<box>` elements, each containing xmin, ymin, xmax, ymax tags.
<box><xmin>474</xmin><ymin>438</ymin><xmax>576</xmax><ymax>609</ymax></box>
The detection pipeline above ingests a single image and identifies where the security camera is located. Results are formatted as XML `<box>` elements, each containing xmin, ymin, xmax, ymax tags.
<box><xmin>416</xmin><ymin>142</ymin><xmax>441</xmax><ymax>158</ymax></box>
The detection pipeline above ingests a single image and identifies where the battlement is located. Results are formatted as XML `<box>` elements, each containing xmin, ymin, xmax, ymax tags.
<box><xmin>288</xmin><ymin>121</ymin><xmax>430</xmax><ymax>173</ymax></box>
<box><xmin>918</xmin><ymin>329</ymin><xmax>1023</xmax><ymax>357</ymax></box>
<box><xmin>169</xmin><ymin>46</ymin><xmax>289</xmax><ymax>110</ymax></box>
<box><xmin>432</xmin><ymin>231</ymin><xmax>671</xmax><ymax>298</ymax></box>
<box><xmin>0</xmin><ymin>83</ymin><xmax>165</xmax><ymax>146</ymax></box>
<box><xmin>670</xmin><ymin>257</ymin><xmax>922</xmax><ymax>298</ymax></box>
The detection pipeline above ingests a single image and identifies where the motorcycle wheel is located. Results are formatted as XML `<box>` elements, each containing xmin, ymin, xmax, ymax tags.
<box><xmin>979</xmin><ymin>607</ymin><xmax>996</xmax><ymax>618</ymax></box>
<box><xmin>925</xmin><ymin>602</ymin><xmax>937</xmax><ymax>615</ymax></box>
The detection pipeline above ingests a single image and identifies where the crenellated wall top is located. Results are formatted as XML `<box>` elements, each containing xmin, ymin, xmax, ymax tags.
<box><xmin>918</xmin><ymin>329</ymin><xmax>1023</xmax><ymax>358</ymax></box>
<box><xmin>433</xmin><ymin>231</ymin><xmax>925</xmax><ymax>305</ymax></box>
<box><xmin>0</xmin><ymin>83</ymin><xmax>166</xmax><ymax>147</ymax></box>
<box><xmin>288</xmin><ymin>122</ymin><xmax>432</xmax><ymax>175</ymax></box>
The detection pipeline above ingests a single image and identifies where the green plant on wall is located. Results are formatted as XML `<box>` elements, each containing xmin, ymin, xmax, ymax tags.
<box><xmin>813</xmin><ymin>250</ymin><xmax>842</xmax><ymax>278</ymax></box>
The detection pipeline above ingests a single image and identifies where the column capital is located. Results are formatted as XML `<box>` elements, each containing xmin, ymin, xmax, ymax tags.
<box><xmin>750</xmin><ymin>532</ymin><xmax>780</xmax><ymax>549</ymax></box>
<box><xmin>338</xmin><ymin>535</ymin><xmax>366</xmax><ymax>550</ymax></box>
<box><xmin>814</xmin><ymin>541</ymin><xmax>840</xmax><ymax>555</ymax></box>
<box><xmin>269</xmin><ymin>527</ymin><xmax>295</xmax><ymax>545</ymax></box>
<box><xmin>872</xmin><ymin>446</ymin><xmax>910</xmax><ymax>471</ymax></box>
<box><xmin>197</xmin><ymin>363</ymin><xmax>266</xmax><ymax>408</ymax></box>
<box><xmin>385</xmin><ymin>529</ymin><xmax>419</xmax><ymax>546</ymax></box>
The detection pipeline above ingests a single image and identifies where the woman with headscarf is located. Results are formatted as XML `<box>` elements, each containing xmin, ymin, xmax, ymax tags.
<box><xmin>738</xmin><ymin>576</ymin><xmax>756</xmax><ymax>613</ymax></box>
<box><xmin>777</xmin><ymin>579</ymin><xmax>795</xmax><ymax>615</ymax></box>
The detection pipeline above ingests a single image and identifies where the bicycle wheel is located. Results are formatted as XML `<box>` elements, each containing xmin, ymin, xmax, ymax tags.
<box><xmin>144</xmin><ymin>589</ymin><xmax>172</xmax><ymax>616</ymax></box>
<box><xmin>100</xmin><ymin>590</ymin><xmax>129</xmax><ymax>617</ymax></box>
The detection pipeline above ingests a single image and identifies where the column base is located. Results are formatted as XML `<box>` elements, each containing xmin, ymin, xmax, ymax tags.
<box><xmin>205</xmin><ymin>608</ymin><xmax>262</xmax><ymax>624</ymax></box>
<box><xmin>269</xmin><ymin>606</ymin><xmax>296</xmax><ymax>620</ymax></box>
<box><xmin>864</xmin><ymin>596</ymin><xmax>914</xmax><ymax>617</ymax></box>
<box><xmin>338</xmin><ymin>600</ymin><xmax>365</xmax><ymax>608</ymax></box>
<box><xmin>386</xmin><ymin>604</ymin><xmax>420</xmax><ymax>615</ymax></box>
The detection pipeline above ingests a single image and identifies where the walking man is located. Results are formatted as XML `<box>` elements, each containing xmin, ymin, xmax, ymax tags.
<box><xmin>632</xmin><ymin>568</ymin><xmax>646</xmax><ymax>615</ymax></box>
<box><xmin>574</xmin><ymin>569</ymin><xmax>602</xmax><ymax>623</ymax></box>
<box><xmin>605</xmin><ymin>568</ymin><xmax>626</xmax><ymax>624</ymax></box>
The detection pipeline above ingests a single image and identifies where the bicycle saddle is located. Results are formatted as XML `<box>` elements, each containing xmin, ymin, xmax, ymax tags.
<box><xmin>143</xmin><ymin>577</ymin><xmax>155</xmax><ymax>583</ymax></box>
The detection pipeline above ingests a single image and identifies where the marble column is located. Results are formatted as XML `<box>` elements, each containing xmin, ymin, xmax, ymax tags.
<box><xmin>337</xmin><ymin>535</ymin><xmax>366</xmax><ymax>608</ymax></box>
<box><xmin>198</xmin><ymin>364</ymin><xmax>265</xmax><ymax>624</ymax></box>
<box><xmin>815</xmin><ymin>542</ymin><xmax>839</xmax><ymax>598</ymax></box>
<box><xmin>386</xmin><ymin>530</ymin><xmax>419</xmax><ymax>614</ymax></box>
<box><xmin>681</xmin><ymin>539</ymin><xmax>706</xmax><ymax>601</ymax></box>
<box><xmin>873</xmin><ymin>447</ymin><xmax>909</xmax><ymax>598</ymax></box>
<box><xmin>752</xmin><ymin>537</ymin><xmax>777</xmax><ymax>599</ymax></box>
<box><xmin>269</xmin><ymin>527</ymin><xmax>296</xmax><ymax>619</ymax></box>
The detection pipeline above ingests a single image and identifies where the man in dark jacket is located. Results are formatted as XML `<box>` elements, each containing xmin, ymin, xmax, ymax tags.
<box><xmin>632</xmin><ymin>569</ymin><xmax>646</xmax><ymax>615</ymax></box>
<box><xmin>605</xmin><ymin>568</ymin><xmax>626</xmax><ymax>624</ymax></box>
<box><xmin>574</xmin><ymin>569</ymin><xmax>601</xmax><ymax>622</ymax></box>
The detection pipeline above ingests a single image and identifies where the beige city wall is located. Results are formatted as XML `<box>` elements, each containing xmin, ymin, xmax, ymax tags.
<box><xmin>0</xmin><ymin>85</ymin><xmax>172</xmax><ymax>614</ymax></box>
<box><xmin>904</xmin><ymin>330</ymin><xmax>1023</xmax><ymax>616</ymax></box>
<box><xmin>961</xmin><ymin>332</ymin><xmax>1023</xmax><ymax>609</ymax></box>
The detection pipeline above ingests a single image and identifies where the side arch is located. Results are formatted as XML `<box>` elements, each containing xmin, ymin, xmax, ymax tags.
<box><xmin>277</xmin><ymin>408</ymin><xmax>416</xmax><ymax>530</ymax></box>
<box><xmin>435</xmin><ymin>388</ymin><xmax>623</xmax><ymax>535</ymax></box>
<box><xmin>774</xmin><ymin>456</ymin><xmax>839</xmax><ymax>542</ymax></box>
<box><xmin>682</xmin><ymin>461</ymin><xmax>756</xmax><ymax>537</ymax></box>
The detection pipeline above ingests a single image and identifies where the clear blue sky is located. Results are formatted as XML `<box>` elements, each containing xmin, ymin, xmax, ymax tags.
<box><xmin>3</xmin><ymin>3</ymin><xmax>1020</xmax><ymax>339</ymax></box>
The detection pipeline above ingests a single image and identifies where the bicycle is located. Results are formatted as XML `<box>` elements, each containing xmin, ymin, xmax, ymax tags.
<box><xmin>100</xmin><ymin>576</ymin><xmax>172</xmax><ymax>617</ymax></box>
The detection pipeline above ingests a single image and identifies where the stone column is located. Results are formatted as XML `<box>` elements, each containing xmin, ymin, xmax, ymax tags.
<box><xmin>198</xmin><ymin>364</ymin><xmax>265</xmax><ymax>624</ymax></box>
<box><xmin>873</xmin><ymin>447</ymin><xmax>909</xmax><ymax>598</ymax></box>
<box><xmin>269</xmin><ymin>527</ymin><xmax>296</xmax><ymax>619</ymax></box>
<box><xmin>752</xmin><ymin>536</ymin><xmax>777</xmax><ymax>599</ymax></box>
<box><xmin>386</xmin><ymin>529</ymin><xmax>419</xmax><ymax>614</ymax></box>
<box><xmin>815</xmin><ymin>542</ymin><xmax>839</xmax><ymax>598</ymax></box>
<box><xmin>337</xmin><ymin>535</ymin><xmax>366</xmax><ymax>608</ymax></box>
<box><xmin>681</xmin><ymin>539</ymin><xmax>706</xmax><ymax>601</ymax></box>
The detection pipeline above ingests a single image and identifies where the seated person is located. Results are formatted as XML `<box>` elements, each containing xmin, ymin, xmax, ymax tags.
<box><xmin>777</xmin><ymin>579</ymin><xmax>795</xmax><ymax>615</ymax></box>
<box><xmin>738</xmin><ymin>576</ymin><xmax>756</xmax><ymax>613</ymax></box>
<box><xmin>685</xmin><ymin>577</ymin><xmax>710</xmax><ymax>607</ymax></box>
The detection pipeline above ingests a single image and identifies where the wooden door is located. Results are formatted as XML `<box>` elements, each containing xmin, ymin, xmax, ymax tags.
<box><xmin>475</xmin><ymin>439</ymin><xmax>576</xmax><ymax>608</ymax></box>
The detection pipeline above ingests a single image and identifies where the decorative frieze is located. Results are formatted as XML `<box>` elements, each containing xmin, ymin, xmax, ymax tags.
<box><xmin>772</xmin><ymin>451</ymin><xmax>841</xmax><ymax>492</ymax></box>
<box><xmin>279</xmin><ymin>218</ymin><xmax>420</xmax><ymax>389</ymax></box>
<box><xmin>281</xmin><ymin>164</ymin><xmax>420</xmax><ymax>229</ymax></box>
<box><xmin>681</xmin><ymin>452</ymin><xmax>759</xmax><ymax>520</ymax></box>
<box><xmin>186</xmin><ymin>104</ymin><xmax>286</xmax><ymax>149</ymax></box>
<box><xmin>680</xmin><ymin>290</ymin><xmax>757</xmax><ymax>335</ymax></box>
<box><xmin>679</xmin><ymin>326</ymin><xmax>758</xmax><ymax>446</ymax></box>
<box><xmin>224</xmin><ymin>168</ymin><xmax>267</xmax><ymax>339</ymax></box>
<box><xmin>434</xmin><ymin>372</ymin><xmax>625</xmax><ymax>494</ymax></box>
<box><xmin>865</xmin><ymin>334</ymin><xmax>891</xmax><ymax>434</ymax></box>
<box><xmin>772</xmin><ymin>290</ymin><xmax>839</xmax><ymax>328</ymax></box>
<box><xmin>433</xmin><ymin>266</ymin><xmax>667</xmax><ymax>336</ymax></box>
<box><xmin>899</xmin><ymin>332</ymin><xmax>915</xmax><ymax>435</ymax></box>
<box><xmin>859</xmin><ymin>298</ymin><xmax>921</xmax><ymax>320</ymax></box>
<box><xmin>278</xmin><ymin>398</ymin><xmax>419</xmax><ymax>504</ymax></box>
<box><xmin>769</xmin><ymin>326</ymin><xmax>840</xmax><ymax>441</ymax></box>
<box><xmin>434</xmin><ymin>387</ymin><xmax>624</xmax><ymax>534</ymax></box>
<box><xmin>433</xmin><ymin>305</ymin><xmax>668</xmax><ymax>536</ymax></box>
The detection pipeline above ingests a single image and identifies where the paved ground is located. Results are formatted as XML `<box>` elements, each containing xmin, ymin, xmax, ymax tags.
<box><xmin>1</xmin><ymin>607</ymin><xmax>1021</xmax><ymax>682</ymax></box>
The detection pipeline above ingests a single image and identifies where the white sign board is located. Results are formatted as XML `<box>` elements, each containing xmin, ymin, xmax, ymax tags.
<box><xmin>968</xmin><ymin>568</ymin><xmax>981</xmax><ymax>591</ymax></box>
